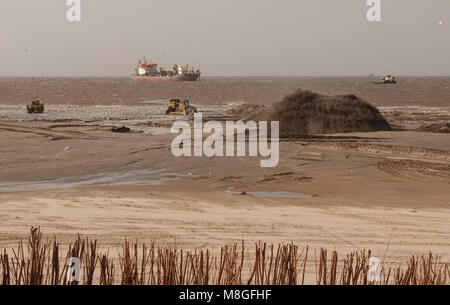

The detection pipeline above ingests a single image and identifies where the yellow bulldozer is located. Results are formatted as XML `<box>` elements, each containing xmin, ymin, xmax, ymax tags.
<box><xmin>165</xmin><ymin>99</ymin><xmax>197</xmax><ymax>115</ymax></box>
<box><xmin>27</xmin><ymin>99</ymin><xmax>45</xmax><ymax>113</ymax></box>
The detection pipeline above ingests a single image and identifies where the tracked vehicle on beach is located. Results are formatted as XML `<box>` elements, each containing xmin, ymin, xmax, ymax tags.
<box><xmin>166</xmin><ymin>99</ymin><xmax>197</xmax><ymax>115</ymax></box>
<box><xmin>27</xmin><ymin>99</ymin><xmax>44</xmax><ymax>113</ymax></box>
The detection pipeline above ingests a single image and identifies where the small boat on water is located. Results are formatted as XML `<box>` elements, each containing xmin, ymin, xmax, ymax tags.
<box><xmin>374</xmin><ymin>74</ymin><xmax>397</xmax><ymax>84</ymax></box>
<box><xmin>132</xmin><ymin>57</ymin><xmax>201</xmax><ymax>82</ymax></box>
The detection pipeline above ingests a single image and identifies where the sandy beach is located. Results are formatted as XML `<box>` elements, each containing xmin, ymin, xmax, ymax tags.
<box><xmin>0</xmin><ymin>103</ymin><xmax>449</xmax><ymax>269</ymax></box>
<box><xmin>2</xmin><ymin>0</ymin><xmax>450</xmax><ymax>290</ymax></box>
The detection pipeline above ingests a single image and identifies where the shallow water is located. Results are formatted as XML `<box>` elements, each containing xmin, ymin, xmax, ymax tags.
<box><xmin>225</xmin><ymin>187</ymin><xmax>309</xmax><ymax>199</ymax></box>
<box><xmin>0</xmin><ymin>168</ymin><xmax>183</xmax><ymax>192</ymax></box>
<box><xmin>1</xmin><ymin>76</ymin><xmax>449</xmax><ymax>107</ymax></box>
<box><xmin>0</xmin><ymin>103</ymin><xmax>229</xmax><ymax>122</ymax></box>
<box><xmin>247</xmin><ymin>191</ymin><xmax>310</xmax><ymax>199</ymax></box>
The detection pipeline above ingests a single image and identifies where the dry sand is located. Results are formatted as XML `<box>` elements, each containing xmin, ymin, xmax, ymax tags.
<box><xmin>0</xmin><ymin>105</ymin><xmax>449</xmax><ymax>269</ymax></box>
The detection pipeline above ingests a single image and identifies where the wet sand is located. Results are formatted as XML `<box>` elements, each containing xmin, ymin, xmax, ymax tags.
<box><xmin>0</xmin><ymin>104</ymin><xmax>449</xmax><ymax>266</ymax></box>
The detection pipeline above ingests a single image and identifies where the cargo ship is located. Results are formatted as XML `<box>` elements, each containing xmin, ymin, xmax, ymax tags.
<box><xmin>132</xmin><ymin>57</ymin><xmax>201</xmax><ymax>81</ymax></box>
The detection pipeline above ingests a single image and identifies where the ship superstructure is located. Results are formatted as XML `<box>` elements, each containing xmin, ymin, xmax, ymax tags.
<box><xmin>132</xmin><ymin>57</ymin><xmax>201</xmax><ymax>81</ymax></box>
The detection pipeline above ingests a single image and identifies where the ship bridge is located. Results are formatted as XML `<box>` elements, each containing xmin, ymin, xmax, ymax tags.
<box><xmin>137</xmin><ymin>61</ymin><xmax>158</xmax><ymax>76</ymax></box>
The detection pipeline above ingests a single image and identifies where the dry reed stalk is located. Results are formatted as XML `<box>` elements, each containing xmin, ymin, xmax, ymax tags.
<box><xmin>339</xmin><ymin>250</ymin><xmax>369</xmax><ymax>285</ymax></box>
<box><xmin>1</xmin><ymin>249</ymin><xmax>11</xmax><ymax>285</ymax></box>
<box><xmin>119</xmin><ymin>240</ymin><xmax>139</xmax><ymax>285</ymax></box>
<box><xmin>178</xmin><ymin>249</ymin><xmax>186</xmax><ymax>285</ymax></box>
<box><xmin>27</xmin><ymin>227</ymin><xmax>47</xmax><ymax>285</ymax></box>
<box><xmin>352</xmin><ymin>250</ymin><xmax>367</xmax><ymax>285</ymax></box>
<box><xmin>10</xmin><ymin>240</ymin><xmax>26</xmax><ymax>284</ymax></box>
<box><xmin>330</xmin><ymin>251</ymin><xmax>338</xmax><ymax>285</ymax></box>
<box><xmin>282</xmin><ymin>243</ymin><xmax>299</xmax><ymax>285</ymax></box>
<box><xmin>317</xmin><ymin>248</ymin><xmax>327</xmax><ymax>285</ymax></box>
<box><xmin>185</xmin><ymin>249</ymin><xmax>213</xmax><ymax>285</ymax></box>
<box><xmin>59</xmin><ymin>234</ymin><xmax>86</xmax><ymax>285</ymax></box>
<box><xmin>138</xmin><ymin>244</ymin><xmax>148</xmax><ymax>285</ymax></box>
<box><xmin>155</xmin><ymin>247</ymin><xmax>175</xmax><ymax>284</ymax></box>
<box><xmin>147</xmin><ymin>243</ymin><xmax>157</xmax><ymax>285</ymax></box>
<box><xmin>301</xmin><ymin>246</ymin><xmax>308</xmax><ymax>285</ymax></box>
<box><xmin>217</xmin><ymin>242</ymin><xmax>244</xmax><ymax>285</ymax></box>
<box><xmin>249</xmin><ymin>242</ymin><xmax>299</xmax><ymax>285</ymax></box>
<box><xmin>392</xmin><ymin>253</ymin><xmax>449</xmax><ymax>285</ymax></box>
<box><xmin>49</xmin><ymin>239</ymin><xmax>60</xmax><ymax>285</ymax></box>
<box><xmin>1</xmin><ymin>228</ymin><xmax>450</xmax><ymax>286</ymax></box>
<box><xmin>99</xmin><ymin>251</ymin><xmax>115</xmax><ymax>285</ymax></box>
<box><xmin>383</xmin><ymin>266</ymin><xmax>392</xmax><ymax>285</ymax></box>
<box><xmin>119</xmin><ymin>241</ymin><xmax>150</xmax><ymax>285</ymax></box>
<box><xmin>340</xmin><ymin>252</ymin><xmax>352</xmax><ymax>285</ymax></box>
<box><xmin>83</xmin><ymin>239</ymin><xmax>98</xmax><ymax>285</ymax></box>
<box><xmin>247</xmin><ymin>242</ymin><xmax>265</xmax><ymax>285</ymax></box>
<box><xmin>8</xmin><ymin>227</ymin><xmax>48</xmax><ymax>285</ymax></box>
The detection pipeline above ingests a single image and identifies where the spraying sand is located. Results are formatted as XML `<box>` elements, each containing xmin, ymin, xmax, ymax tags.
<box><xmin>230</xmin><ymin>89</ymin><xmax>392</xmax><ymax>137</ymax></box>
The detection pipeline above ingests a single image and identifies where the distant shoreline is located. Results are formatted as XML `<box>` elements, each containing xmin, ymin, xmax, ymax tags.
<box><xmin>1</xmin><ymin>75</ymin><xmax>450</xmax><ymax>78</ymax></box>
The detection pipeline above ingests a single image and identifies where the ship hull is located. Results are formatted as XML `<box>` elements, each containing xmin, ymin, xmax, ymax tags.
<box><xmin>132</xmin><ymin>74</ymin><xmax>200</xmax><ymax>82</ymax></box>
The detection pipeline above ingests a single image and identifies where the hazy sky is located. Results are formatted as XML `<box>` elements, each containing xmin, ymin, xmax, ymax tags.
<box><xmin>0</xmin><ymin>0</ymin><xmax>449</xmax><ymax>76</ymax></box>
